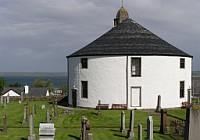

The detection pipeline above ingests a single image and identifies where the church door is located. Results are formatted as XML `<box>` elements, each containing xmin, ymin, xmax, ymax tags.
<box><xmin>72</xmin><ymin>90</ymin><xmax>77</xmax><ymax>108</ymax></box>
<box><xmin>130</xmin><ymin>87</ymin><xmax>141</xmax><ymax>107</ymax></box>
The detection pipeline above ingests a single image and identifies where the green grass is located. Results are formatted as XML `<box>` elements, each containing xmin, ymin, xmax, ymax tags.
<box><xmin>0</xmin><ymin>101</ymin><xmax>186</xmax><ymax>140</ymax></box>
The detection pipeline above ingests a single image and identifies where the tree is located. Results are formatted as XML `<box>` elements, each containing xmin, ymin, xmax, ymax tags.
<box><xmin>0</xmin><ymin>77</ymin><xmax>6</xmax><ymax>94</ymax></box>
<box><xmin>9</xmin><ymin>82</ymin><xmax>21</xmax><ymax>87</ymax></box>
<box><xmin>60</xmin><ymin>84</ymin><xmax>68</xmax><ymax>95</ymax></box>
<box><xmin>33</xmin><ymin>79</ymin><xmax>54</xmax><ymax>93</ymax></box>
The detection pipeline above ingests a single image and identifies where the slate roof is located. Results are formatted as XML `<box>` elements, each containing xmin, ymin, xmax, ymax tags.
<box><xmin>2</xmin><ymin>87</ymin><xmax>48</xmax><ymax>97</ymax></box>
<box><xmin>68</xmin><ymin>18</ymin><xmax>192</xmax><ymax>58</ymax></box>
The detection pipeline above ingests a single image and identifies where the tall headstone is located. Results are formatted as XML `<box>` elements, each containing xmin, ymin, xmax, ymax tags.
<box><xmin>28</xmin><ymin>114</ymin><xmax>36</xmax><ymax>140</ymax></box>
<box><xmin>7</xmin><ymin>94</ymin><xmax>10</xmax><ymax>104</ymax></box>
<box><xmin>3</xmin><ymin>98</ymin><xmax>7</xmax><ymax>107</ymax></box>
<box><xmin>155</xmin><ymin>95</ymin><xmax>161</xmax><ymax>112</ymax></box>
<box><xmin>21</xmin><ymin>92</ymin><xmax>24</xmax><ymax>102</ymax></box>
<box><xmin>22</xmin><ymin>106</ymin><xmax>27</xmax><ymax>125</ymax></box>
<box><xmin>47</xmin><ymin>108</ymin><xmax>50</xmax><ymax>123</ymax></box>
<box><xmin>187</xmin><ymin>89</ymin><xmax>191</xmax><ymax>104</ymax></box>
<box><xmin>120</xmin><ymin>111</ymin><xmax>126</xmax><ymax>133</ymax></box>
<box><xmin>32</xmin><ymin>105</ymin><xmax>36</xmax><ymax>116</ymax></box>
<box><xmin>3</xmin><ymin>114</ymin><xmax>7</xmax><ymax>133</ymax></box>
<box><xmin>138</xmin><ymin>124</ymin><xmax>142</xmax><ymax>140</ymax></box>
<box><xmin>159</xmin><ymin>109</ymin><xmax>167</xmax><ymax>134</ymax></box>
<box><xmin>146</xmin><ymin>116</ymin><xmax>154</xmax><ymax>140</ymax></box>
<box><xmin>127</xmin><ymin>110</ymin><xmax>134</xmax><ymax>139</ymax></box>
<box><xmin>98</xmin><ymin>100</ymin><xmax>101</xmax><ymax>115</ymax></box>
<box><xmin>1</xmin><ymin>96</ymin><xmax>3</xmax><ymax>104</ymax></box>
<box><xmin>51</xmin><ymin>102</ymin><xmax>55</xmax><ymax>121</ymax></box>
<box><xmin>55</xmin><ymin>99</ymin><xmax>58</xmax><ymax>117</ymax></box>
<box><xmin>81</xmin><ymin>117</ymin><xmax>87</xmax><ymax>140</ymax></box>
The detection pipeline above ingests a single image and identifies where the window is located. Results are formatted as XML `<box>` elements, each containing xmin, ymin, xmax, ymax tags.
<box><xmin>180</xmin><ymin>58</ymin><xmax>185</xmax><ymax>68</ymax></box>
<box><xmin>180</xmin><ymin>81</ymin><xmax>185</xmax><ymax>98</ymax></box>
<box><xmin>81</xmin><ymin>81</ymin><xmax>88</xmax><ymax>98</ymax></box>
<box><xmin>81</xmin><ymin>58</ymin><xmax>88</xmax><ymax>68</ymax></box>
<box><xmin>131</xmin><ymin>58</ymin><xmax>141</xmax><ymax>76</ymax></box>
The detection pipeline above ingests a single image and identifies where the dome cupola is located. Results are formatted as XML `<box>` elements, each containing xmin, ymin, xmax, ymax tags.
<box><xmin>114</xmin><ymin>7</ymin><xmax>129</xmax><ymax>26</ymax></box>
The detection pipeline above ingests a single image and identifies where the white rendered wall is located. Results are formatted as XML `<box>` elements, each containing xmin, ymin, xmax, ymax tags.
<box><xmin>68</xmin><ymin>55</ymin><xmax>192</xmax><ymax>109</ymax></box>
<box><xmin>68</xmin><ymin>56</ymin><xmax>127</xmax><ymax>108</ymax></box>
<box><xmin>127</xmin><ymin>56</ymin><xmax>192</xmax><ymax>109</ymax></box>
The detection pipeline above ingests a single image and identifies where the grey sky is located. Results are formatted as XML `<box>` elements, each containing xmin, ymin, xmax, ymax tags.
<box><xmin>0</xmin><ymin>0</ymin><xmax>199</xmax><ymax>72</ymax></box>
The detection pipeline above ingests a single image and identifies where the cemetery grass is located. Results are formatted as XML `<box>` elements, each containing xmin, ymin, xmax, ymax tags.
<box><xmin>0</xmin><ymin>101</ymin><xmax>186</xmax><ymax>140</ymax></box>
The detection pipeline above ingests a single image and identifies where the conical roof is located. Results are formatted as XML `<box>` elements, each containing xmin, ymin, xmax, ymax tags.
<box><xmin>68</xmin><ymin>18</ymin><xmax>192</xmax><ymax>58</ymax></box>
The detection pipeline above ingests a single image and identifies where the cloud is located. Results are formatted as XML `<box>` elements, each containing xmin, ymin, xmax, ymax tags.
<box><xmin>0</xmin><ymin>0</ymin><xmax>200</xmax><ymax>72</ymax></box>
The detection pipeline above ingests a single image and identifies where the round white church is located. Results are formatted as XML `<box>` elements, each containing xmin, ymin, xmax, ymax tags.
<box><xmin>67</xmin><ymin>7</ymin><xmax>192</xmax><ymax>109</ymax></box>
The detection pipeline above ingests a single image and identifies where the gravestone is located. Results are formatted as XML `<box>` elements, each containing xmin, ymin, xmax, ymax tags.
<box><xmin>47</xmin><ymin>108</ymin><xmax>50</xmax><ymax>123</ymax></box>
<box><xmin>155</xmin><ymin>95</ymin><xmax>161</xmax><ymax>112</ymax></box>
<box><xmin>1</xmin><ymin>96</ymin><xmax>3</xmax><ymax>104</ymax></box>
<box><xmin>120</xmin><ymin>111</ymin><xmax>126</xmax><ymax>133</ymax></box>
<box><xmin>159</xmin><ymin>109</ymin><xmax>167</xmax><ymax>134</ymax></box>
<box><xmin>52</xmin><ymin>102</ymin><xmax>55</xmax><ymax>119</ymax></box>
<box><xmin>98</xmin><ymin>100</ymin><xmax>101</xmax><ymax>115</ymax></box>
<box><xmin>81</xmin><ymin>117</ymin><xmax>87</xmax><ymax>140</ymax></box>
<box><xmin>7</xmin><ymin>94</ymin><xmax>10</xmax><ymax>104</ymax></box>
<box><xmin>87</xmin><ymin>133</ymin><xmax>93</xmax><ymax>140</ymax></box>
<box><xmin>41</xmin><ymin>104</ymin><xmax>45</xmax><ymax>110</ymax></box>
<box><xmin>184</xmin><ymin>104</ymin><xmax>200</xmax><ymax>140</ymax></box>
<box><xmin>39</xmin><ymin>123</ymin><xmax>55</xmax><ymax>140</ymax></box>
<box><xmin>55</xmin><ymin>99</ymin><xmax>58</xmax><ymax>117</ymax></box>
<box><xmin>3</xmin><ymin>114</ymin><xmax>7</xmax><ymax>132</ymax></box>
<box><xmin>21</xmin><ymin>92</ymin><xmax>24</xmax><ymax>102</ymax></box>
<box><xmin>3</xmin><ymin>98</ymin><xmax>7</xmax><ymax>107</ymax></box>
<box><xmin>138</xmin><ymin>124</ymin><xmax>142</xmax><ymax>140</ymax></box>
<box><xmin>32</xmin><ymin>105</ymin><xmax>36</xmax><ymax>116</ymax></box>
<box><xmin>22</xmin><ymin>106</ymin><xmax>27</xmax><ymax>125</ymax></box>
<box><xmin>127</xmin><ymin>110</ymin><xmax>134</xmax><ymax>139</ymax></box>
<box><xmin>28</xmin><ymin>114</ymin><xmax>36</xmax><ymax>140</ymax></box>
<box><xmin>146</xmin><ymin>116</ymin><xmax>154</xmax><ymax>140</ymax></box>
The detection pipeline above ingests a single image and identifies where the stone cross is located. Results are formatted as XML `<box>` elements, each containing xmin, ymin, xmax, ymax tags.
<box><xmin>155</xmin><ymin>95</ymin><xmax>161</xmax><ymax>113</ymax></box>
<box><xmin>46</xmin><ymin>107</ymin><xmax>50</xmax><ymax>123</ymax></box>
<box><xmin>22</xmin><ymin>106</ymin><xmax>27</xmax><ymax>125</ymax></box>
<box><xmin>138</xmin><ymin>124</ymin><xmax>142</xmax><ymax>140</ymax></box>
<box><xmin>3</xmin><ymin>114</ymin><xmax>7</xmax><ymax>133</ymax></box>
<box><xmin>146</xmin><ymin>116</ymin><xmax>154</xmax><ymax>140</ymax></box>
<box><xmin>127</xmin><ymin>110</ymin><xmax>134</xmax><ymax>139</ymax></box>
<box><xmin>159</xmin><ymin>109</ymin><xmax>167</xmax><ymax>134</ymax></box>
<box><xmin>120</xmin><ymin>111</ymin><xmax>126</xmax><ymax>133</ymax></box>
<box><xmin>1</xmin><ymin>96</ymin><xmax>3</xmax><ymax>104</ymax></box>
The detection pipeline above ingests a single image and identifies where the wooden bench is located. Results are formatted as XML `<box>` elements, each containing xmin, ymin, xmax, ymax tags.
<box><xmin>95</xmin><ymin>104</ymin><xmax>109</xmax><ymax>110</ymax></box>
<box><xmin>111</xmin><ymin>104</ymin><xmax>127</xmax><ymax>110</ymax></box>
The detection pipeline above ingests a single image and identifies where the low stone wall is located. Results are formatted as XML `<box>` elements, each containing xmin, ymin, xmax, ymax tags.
<box><xmin>8</xmin><ymin>96</ymin><xmax>65</xmax><ymax>101</ymax></box>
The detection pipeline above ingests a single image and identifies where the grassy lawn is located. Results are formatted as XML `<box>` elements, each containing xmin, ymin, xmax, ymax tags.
<box><xmin>0</xmin><ymin>100</ymin><xmax>186</xmax><ymax>140</ymax></box>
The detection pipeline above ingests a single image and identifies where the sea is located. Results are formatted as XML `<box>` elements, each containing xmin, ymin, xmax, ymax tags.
<box><xmin>0</xmin><ymin>72</ymin><xmax>67</xmax><ymax>88</ymax></box>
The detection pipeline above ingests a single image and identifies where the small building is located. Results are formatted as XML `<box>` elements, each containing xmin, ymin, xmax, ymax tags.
<box><xmin>2</xmin><ymin>85</ymin><xmax>49</xmax><ymax>97</ymax></box>
<box><xmin>67</xmin><ymin>7</ymin><xmax>192</xmax><ymax>109</ymax></box>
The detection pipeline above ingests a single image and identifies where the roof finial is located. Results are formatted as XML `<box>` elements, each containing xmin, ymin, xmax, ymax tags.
<box><xmin>122</xmin><ymin>0</ymin><xmax>124</xmax><ymax>7</ymax></box>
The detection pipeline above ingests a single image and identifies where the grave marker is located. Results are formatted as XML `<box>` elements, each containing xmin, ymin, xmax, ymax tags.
<box><xmin>146</xmin><ymin>116</ymin><xmax>154</xmax><ymax>140</ymax></box>
<box><xmin>155</xmin><ymin>95</ymin><xmax>161</xmax><ymax>112</ymax></box>
<box><xmin>120</xmin><ymin>111</ymin><xmax>126</xmax><ymax>133</ymax></box>
<box><xmin>127</xmin><ymin>110</ymin><xmax>134</xmax><ymax>139</ymax></box>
